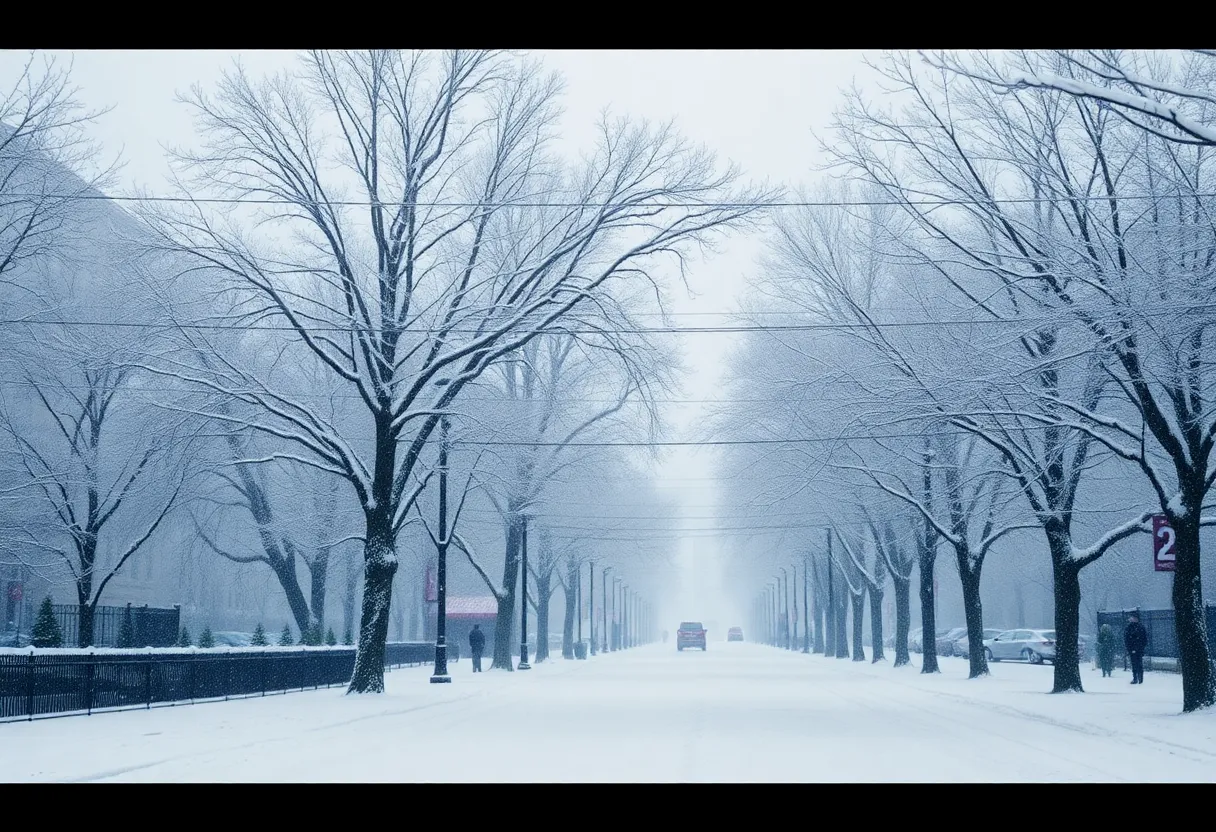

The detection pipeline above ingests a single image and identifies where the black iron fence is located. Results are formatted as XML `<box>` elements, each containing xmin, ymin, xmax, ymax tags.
<box><xmin>51</xmin><ymin>603</ymin><xmax>181</xmax><ymax>648</ymax></box>
<box><xmin>0</xmin><ymin>641</ymin><xmax>433</xmax><ymax>722</ymax></box>
<box><xmin>1096</xmin><ymin>605</ymin><xmax>1216</xmax><ymax>667</ymax></box>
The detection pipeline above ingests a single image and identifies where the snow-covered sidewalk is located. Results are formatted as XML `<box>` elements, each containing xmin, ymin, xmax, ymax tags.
<box><xmin>1</xmin><ymin>642</ymin><xmax>1212</xmax><ymax>782</ymax></box>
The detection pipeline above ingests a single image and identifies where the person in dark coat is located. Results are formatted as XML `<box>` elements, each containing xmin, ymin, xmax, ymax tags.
<box><xmin>1096</xmin><ymin>624</ymin><xmax>1116</xmax><ymax>677</ymax></box>
<box><xmin>468</xmin><ymin>624</ymin><xmax>486</xmax><ymax>673</ymax></box>
<box><xmin>1124</xmin><ymin>615</ymin><xmax>1148</xmax><ymax>684</ymax></box>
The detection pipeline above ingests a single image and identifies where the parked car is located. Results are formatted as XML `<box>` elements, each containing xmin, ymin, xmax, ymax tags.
<box><xmin>935</xmin><ymin>627</ymin><xmax>968</xmax><ymax>656</ymax></box>
<box><xmin>984</xmin><ymin>629</ymin><xmax>1085</xmax><ymax>664</ymax></box>
<box><xmin>954</xmin><ymin>629</ymin><xmax>1004</xmax><ymax>658</ymax></box>
<box><xmin>677</xmin><ymin>621</ymin><xmax>707</xmax><ymax>651</ymax></box>
<box><xmin>912</xmin><ymin>628</ymin><xmax>954</xmax><ymax>654</ymax></box>
<box><xmin>727</xmin><ymin>626</ymin><xmax>744</xmax><ymax>642</ymax></box>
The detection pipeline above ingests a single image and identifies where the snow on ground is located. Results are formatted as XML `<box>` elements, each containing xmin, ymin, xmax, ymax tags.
<box><xmin>2</xmin><ymin>642</ymin><xmax>1213</xmax><ymax>782</ymax></box>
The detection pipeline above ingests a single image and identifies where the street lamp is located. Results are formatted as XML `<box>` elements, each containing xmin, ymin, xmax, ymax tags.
<box><xmin>791</xmin><ymin>563</ymin><xmax>799</xmax><ymax>651</ymax></box>
<box><xmin>589</xmin><ymin>560</ymin><xmax>597</xmax><ymax>657</ymax></box>
<box><xmin>602</xmin><ymin>566</ymin><xmax>612</xmax><ymax>653</ymax></box>
<box><xmin>576</xmin><ymin>556</ymin><xmax>585</xmax><ymax>660</ymax></box>
<box><xmin>769</xmin><ymin>583</ymin><xmax>777</xmax><ymax>646</ymax></box>
<box><xmin>518</xmin><ymin>515</ymin><xmax>531</xmax><ymax>671</ymax></box>
<box><xmin>430</xmin><ymin>411</ymin><xmax>452</xmax><ymax>684</ymax></box>
<box><xmin>802</xmin><ymin>554</ymin><xmax>810</xmax><ymax>654</ymax></box>
<box><xmin>613</xmin><ymin>577</ymin><xmax>622</xmax><ymax>651</ymax></box>
<box><xmin>783</xmin><ymin>564</ymin><xmax>792</xmax><ymax>651</ymax></box>
<box><xmin>622</xmin><ymin>585</ymin><xmax>629</xmax><ymax>649</ymax></box>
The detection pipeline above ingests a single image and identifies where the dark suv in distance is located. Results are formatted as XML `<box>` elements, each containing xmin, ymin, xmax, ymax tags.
<box><xmin>727</xmin><ymin>626</ymin><xmax>744</xmax><ymax>642</ymax></box>
<box><xmin>677</xmin><ymin>621</ymin><xmax>707</xmax><ymax>651</ymax></box>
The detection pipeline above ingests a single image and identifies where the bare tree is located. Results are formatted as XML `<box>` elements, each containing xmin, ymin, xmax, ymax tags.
<box><xmin>0</xmin><ymin>361</ymin><xmax>185</xmax><ymax>646</ymax></box>
<box><xmin>139</xmin><ymin>50</ymin><xmax>769</xmax><ymax>692</ymax></box>
<box><xmin>834</xmin><ymin>521</ymin><xmax>888</xmax><ymax>663</ymax></box>
<box><xmin>831</xmin><ymin>50</ymin><xmax>1216</xmax><ymax>708</ymax></box>
<box><xmin>1</xmin><ymin>52</ymin><xmax>111</xmax><ymax>286</ymax></box>
<box><xmin>935</xmin><ymin>49</ymin><xmax>1216</xmax><ymax>147</ymax></box>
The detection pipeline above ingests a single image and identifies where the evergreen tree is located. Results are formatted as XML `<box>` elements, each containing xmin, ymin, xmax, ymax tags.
<box><xmin>279</xmin><ymin>624</ymin><xmax>294</xmax><ymax>646</ymax></box>
<box><xmin>304</xmin><ymin>622</ymin><xmax>321</xmax><ymax>646</ymax></box>
<box><xmin>118</xmin><ymin>605</ymin><xmax>135</xmax><ymax>648</ymax></box>
<box><xmin>326</xmin><ymin>627</ymin><xmax>337</xmax><ymax>646</ymax></box>
<box><xmin>251</xmin><ymin>623</ymin><xmax>267</xmax><ymax>646</ymax></box>
<box><xmin>198</xmin><ymin>626</ymin><xmax>214</xmax><ymax>648</ymax></box>
<box><xmin>177</xmin><ymin>627</ymin><xmax>192</xmax><ymax>648</ymax></box>
<box><xmin>343</xmin><ymin>628</ymin><xmax>353</xmax><ymax>646</ymax></box>
<box><xmin>31</xmin><ymin>597</ymin><xmax>63</xmax><ymax>648</ymax></box>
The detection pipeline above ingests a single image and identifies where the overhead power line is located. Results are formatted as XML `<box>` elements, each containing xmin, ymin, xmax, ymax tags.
<box><xmin>0</xmin><ymin>301</ymin><xmax>1211</xmax><ymax>336</ymax></box>
<box><xmin>12</xmin><ymin>191</ymin><xmax>1216</xmax><ymax>208</ymax></box>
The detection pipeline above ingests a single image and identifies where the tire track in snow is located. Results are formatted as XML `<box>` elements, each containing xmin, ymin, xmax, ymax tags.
<box><xmin>881</xmin><ymin>677</ymin><xmax>1216</xmax><ymax>767</ymax></box>
<box><xmin>789</xmin><ymin>655</ymin><xmax>1129</xmax><ymax>781</ymax></box>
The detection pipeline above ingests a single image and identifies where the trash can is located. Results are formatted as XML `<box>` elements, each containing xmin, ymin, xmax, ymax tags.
<box><xmin>574</xmin><ymin>641</ymin><xmax>588</xmax><ymax>660</ymax></box>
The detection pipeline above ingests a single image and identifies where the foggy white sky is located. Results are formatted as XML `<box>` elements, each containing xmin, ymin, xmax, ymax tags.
<box><xmin>1</xmin><ymin>49</ymin><xmax>871</xmax><ymax>630</ymax></box>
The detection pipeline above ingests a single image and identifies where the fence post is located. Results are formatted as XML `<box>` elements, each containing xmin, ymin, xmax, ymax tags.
<box><xmin>86</xmin><ymin>654</ymin><xmax>95</xmax><ymax>716</ymax></box>
<box><xmin>261</xmin><ymin>652</ymin><xmax>267</xmax><ymax>697</ymax></box>
<box><xmin>144</xmin><ymin>660</ymin><xmax>152</xmax><ymax>709</ymax></box>
<box><xmin>26</xmin><ymin>653</ymin><xmax>35</xmax><ymax>721</ymax></box>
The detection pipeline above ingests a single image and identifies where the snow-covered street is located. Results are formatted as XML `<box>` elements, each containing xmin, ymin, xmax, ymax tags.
<box><xmin>3</xmin><ymin>642</ymin><xmax>1214</xmax><ymax>782</ymax></box>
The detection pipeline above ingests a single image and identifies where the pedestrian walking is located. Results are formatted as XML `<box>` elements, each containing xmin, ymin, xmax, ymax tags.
<box><xmin>469</xmin><ymin>624</ymin><xmax>486</xmax><ymax>673</ymax></box>
<box><xmin>1096</xmin><ymin>623</ymin><xmax>1116</xmax><ymax>677</ymax></box>
<box><xmin>1124</xmin><ymin>614</ymin><xmax>1148</xmax><ymax>685</ymax></box>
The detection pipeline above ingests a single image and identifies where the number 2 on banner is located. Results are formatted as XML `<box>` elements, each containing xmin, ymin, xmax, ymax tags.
<box><xmin>1156</xmin><ymin>526</ymin><xmax>1176</xmax><ymax>561</ymax></box>
<box><xmin>1152</xmin><ymin>514</ymin><xmax>1176</xmax><ymax>571</ymax></box>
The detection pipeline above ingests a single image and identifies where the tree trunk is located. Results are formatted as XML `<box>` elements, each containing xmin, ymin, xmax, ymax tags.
<box><xmin>823</xmin><ymin>581</ymin><xmax>835</xmax><ymax>657</ymax></box>
<box><xmin>1170</xmin><ymin>498</ymin><xmax>1216</xmax><ymax>712</ymax></box>
<box><xmin>309</xmin><ymin>546</ymin><xmax>330</xmax><ymax>635</ymax></box>
<box><xmin>851</xmin><ymin>590</ymin><xmax>866</xmax><ymax>661</ymax></box>
<box><xmin>535</xmin><ymin>569</ymin><xmax>551</xmax><ymax>663</ymax></box>
<box><xmin>959</xmin><ymin>559</ymin><xmax>988</xmax><ymax>679</ymax></box>
<box><xmin>1048</xmin><ymin>525</ymin><xmax>1084</xmax><ymax>693</ymax></box>
<box><xmin>919</xmin><ymin>551</ymin><xmax>939</xmax><ymax>674</ymax></box>
<box><xmin>869</xmin><ymin>585</ymin><xmax>885</xmax><ymax>663</ymax></box>
<box><xmin>343</xmin><ymin>551</ymin><xmax>358</xmax><ymax>643</ymax></box>
<box><xmin>77</xmin><ymin>595</ymin><xmax>95</xmax><ymax>648</ymax></box>
<box><xmin>562</xmin><ymin>560</ymin><xmax>576</xmax><ymax>659</ymax></box>
<box><xmin>268</xmin><ymin>555</ymin><xmax>313</xmax><ymax>637</ymax></box>
<box><xmin>347</xmin><ymin>516</ymin><xmax>397</xmax><ymax>693</ymax></box>
<box><xmin>77</xmin><ymin>540</ymin><xmax>97</xmax><ymax>648</ymax></box>
<box><xmin>835</xmin><ymin>591</ymin><xmax>849</xmax><ymax>658</ymax></box>
<box><xmin>491</xmin><ymin>515</ymin><xmax>522</xmax><ymax>670</ymax></box>
<box><xmin>812</xmin><ymin>579</ymin><xmax>825</xmax><ymax>654</ymax></box>
<box><xmin>892</xmin><ymin>576</ymin><xmax>910</xmax><ymax>667</ymax></box>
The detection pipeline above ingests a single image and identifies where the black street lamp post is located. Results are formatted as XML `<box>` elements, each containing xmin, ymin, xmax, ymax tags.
<box><xmin>783</xmin><ymin>564</ymin><xmax>792</xmax><ymax>651</ymax></box>
<box><xmin>589</xmin><ymin>560</ymin><xmax>596</xmax><ymax>656</ymax></box>
<box><xmin>622</xmin><ymin>585</ymin><xmax>629</xmax><ymax>649</ymax></box>
<box><xmin>430</xmin><ymin>414</ymin><xmax>452</xmax><ymax>684</ymax></box>
<box><xmin>802</xmin><ymin>554</ymin><xmax>810</xmax><ymax>653</ymax></box>
<box><xmin>602</xmin><ymin>566</ymin><xmax>612</xmax><ymax>652</ymax></box>
<box><xmin>791</xmin><ymin>563</ymin><xmax>799</xmax><ymax>651</ymax></box>
<box><xmin>518</xmin><ymin>516</ymin><xmax>531</xmax><ymax>670</ymax></box>
<box><xmin>613</xmin><ymin>577</ymin><xmax>621</xmax><ymax>650</ymax></box>
<box><xmin>576</xmin><ymin>557</ymin><xmax>585</xmax><ymax>659</ymax></box>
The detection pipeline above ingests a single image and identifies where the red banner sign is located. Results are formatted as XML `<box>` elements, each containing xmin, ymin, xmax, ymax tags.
<box><xmin>1153</xmin><ymin>514</ymin><xmax>1176</xmax><ymax>572</ymax></box>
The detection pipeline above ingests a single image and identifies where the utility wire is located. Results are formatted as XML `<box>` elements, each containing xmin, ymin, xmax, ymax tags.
<box><xmin>0</xmin><ymin>301</ymin><xmax>1210</xmax><ymax>335</ymax></box>
<box><xmin>12</xmin><ymin>191</ymin><xmax>1216</xmax><ymax>208</ymax></box>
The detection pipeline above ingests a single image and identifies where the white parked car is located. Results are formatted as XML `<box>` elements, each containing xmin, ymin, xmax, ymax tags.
<box><xmin>954</xmin><ymin>629</ymin><xmax>1004</xmax><ymax>658</ymax></box>
<box><xmin>984</xmin><ymin>629</ymin><xmax>1086</xmax><ymax>664</ymax></box>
